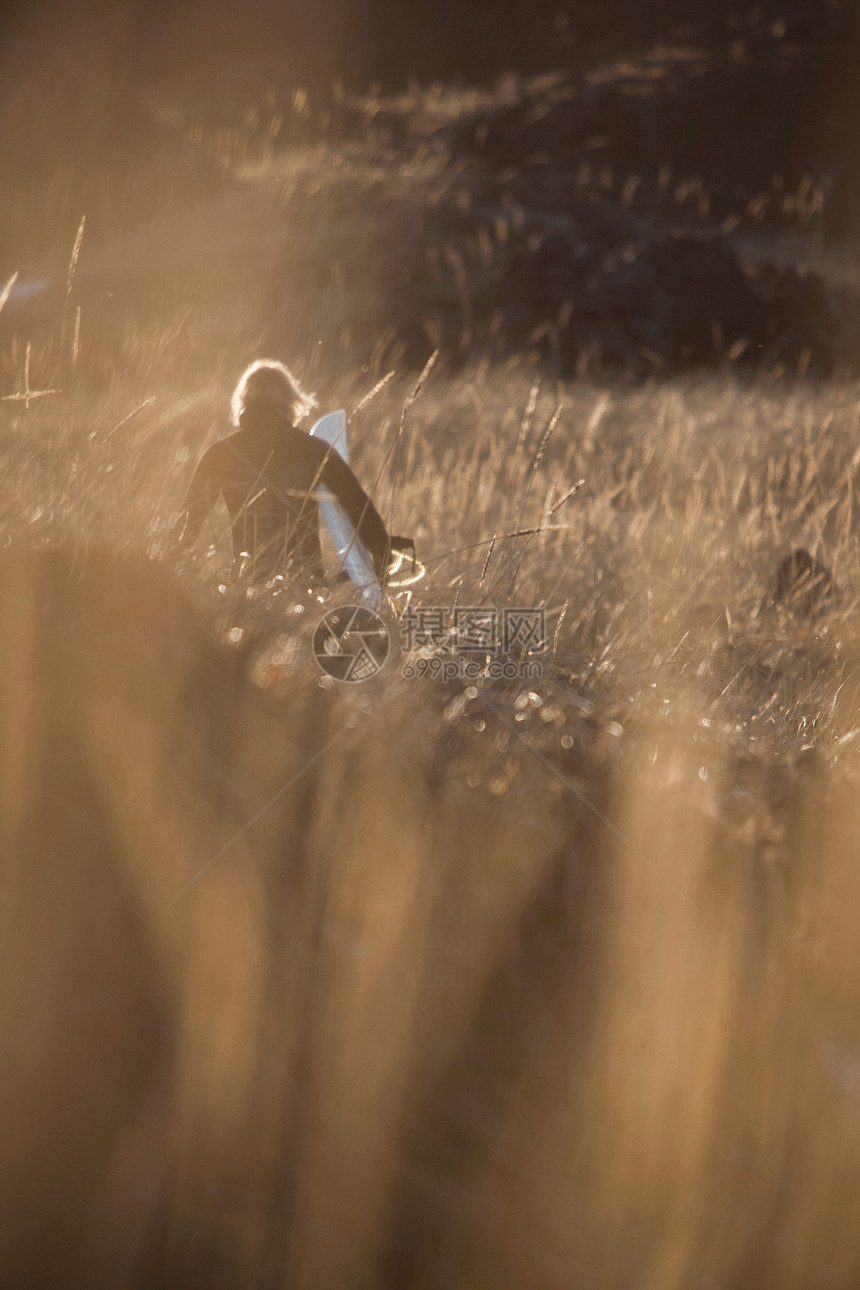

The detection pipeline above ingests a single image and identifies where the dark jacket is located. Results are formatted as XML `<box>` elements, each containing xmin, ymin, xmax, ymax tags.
<box><xmin>182</xmin><ymin>405</ymin><xmax>390</xmax><ymax>581</ymax></box>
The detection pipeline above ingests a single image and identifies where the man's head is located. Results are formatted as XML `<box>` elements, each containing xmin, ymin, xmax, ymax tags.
<box><xmin>231</xmin><ymin>359</ymin><xmax>318</xmax><ymax>428</ymax></box>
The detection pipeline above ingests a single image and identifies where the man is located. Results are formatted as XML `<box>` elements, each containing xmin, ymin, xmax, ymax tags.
<box><xmin>181</xmin><ymin>360</ymin><xmax>391</xmax><ymax>585</ymax></box>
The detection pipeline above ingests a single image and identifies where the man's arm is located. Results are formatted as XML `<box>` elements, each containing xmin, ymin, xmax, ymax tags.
<box><xmin>178</xmin><ymin>451</ymin><xmax>217</xmax><ymax>548</ymax></box>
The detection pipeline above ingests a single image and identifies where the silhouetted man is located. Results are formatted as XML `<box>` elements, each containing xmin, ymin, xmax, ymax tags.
<box><xmin>181</xmin><ymin>360</ymin><xmax>390</xmax><ymax>584</ymax></box>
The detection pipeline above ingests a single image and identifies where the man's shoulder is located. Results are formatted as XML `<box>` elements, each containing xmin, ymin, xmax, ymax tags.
<box><xmin>197</xmin><ymin>434</ymin><xmax>235</xmax><ymax>464</ymax></box>
<box><xmin>196</xmin><ymin>432</ymin><xmax>251</xmax><ymax>474</ymax></box>
<box><xmin>272</xmin><ymin>427</ymin><xmax>331</xmax><ymax>467</ymax></box>
<box><xmin>195</xmin><ymin>426</ymin><xmax>329</xmax><ymax>481</ymax></box>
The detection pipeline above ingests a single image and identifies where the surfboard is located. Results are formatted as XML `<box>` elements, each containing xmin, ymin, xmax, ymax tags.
<box><xmin>309</xmin><ymin>410</ymin><xmax>386</xmax><ymax>613</ymax></box>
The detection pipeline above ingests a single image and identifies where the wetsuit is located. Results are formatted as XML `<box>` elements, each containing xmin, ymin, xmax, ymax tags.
<box><xmin>182</xmin><ymin>404</ymin><xmax>390</xmax><ymax>582</ymax></box>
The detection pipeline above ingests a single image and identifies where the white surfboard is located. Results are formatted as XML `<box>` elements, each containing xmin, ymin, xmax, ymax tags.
<box><xmin>310</xmin><ymin>410</ymin><xmax>385</xmax><ymax>613</ymax></box>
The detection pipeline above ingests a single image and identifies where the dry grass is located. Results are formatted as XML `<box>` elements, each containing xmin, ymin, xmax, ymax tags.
<box><xmin>3</xmin><ymin>82</ymin><xmax>860</xmax><ymax>1290</ymax></box>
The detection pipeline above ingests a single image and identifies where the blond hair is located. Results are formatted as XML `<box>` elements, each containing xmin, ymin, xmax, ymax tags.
<box><xmin>230</xmin><ymin>359</ymin><xmax>318</xmax><ymax>427</ymax></box>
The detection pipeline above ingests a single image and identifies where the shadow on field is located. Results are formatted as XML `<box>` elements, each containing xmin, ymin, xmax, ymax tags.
<box><xmin>2</xmin><ymin>546</ymin><xmax>860</xmax><ymax>1289</ymax></box>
